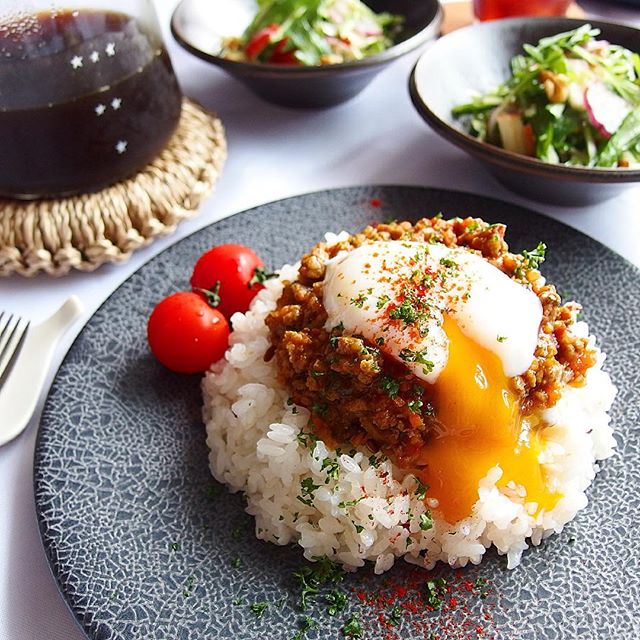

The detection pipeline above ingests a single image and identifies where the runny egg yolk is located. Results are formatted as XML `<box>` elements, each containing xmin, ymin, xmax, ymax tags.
<box><xmin>416</xmin><ymin>316</ymin><xmax>559</xmax><ymax>524</ymax></box>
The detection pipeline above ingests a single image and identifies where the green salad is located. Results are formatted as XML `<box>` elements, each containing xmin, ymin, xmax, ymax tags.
<box><xmin>221</xmin><ymin>0</ymin><xmax>402</xmax><ymax>66</ymax></box>
<box><xmin>452</xmin><ymin>25</ymin><xmax>640</xmax><ymax>168</ymax></box>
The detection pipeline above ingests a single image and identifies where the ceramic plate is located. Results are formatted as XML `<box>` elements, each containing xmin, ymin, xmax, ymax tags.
<box><xmin>34</xmin><ymin>186</ymin><xmax>640</xmax><ymax>640</ymax></box>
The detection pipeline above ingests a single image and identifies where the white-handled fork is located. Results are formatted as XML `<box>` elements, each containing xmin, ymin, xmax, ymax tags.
<box><xmin>0</xmin><ymin>296</ymin><xmax>84</xmax><ymax>446</ymax></box>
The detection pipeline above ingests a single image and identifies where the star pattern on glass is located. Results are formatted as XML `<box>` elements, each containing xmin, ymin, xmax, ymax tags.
<box><xmin>70</xmin><ymin>55</ymin><xmax>83</xmax><ymax>69</ymax></box>
<box><xmin>115</xmin><ymin>140</ymin><xmax>128</xmax><ymax>154</ymax></box>
<box><xmin>95</xmin><ymin>104</ymin><xmax>106</xmax><ymax>116</ymax></box>
<box><xmin>111</xmin><ymin>98</ymin><xmax>122</xmax><ymax>110</ymax></box>
<box><xmin>90</xmin><ymin>51</ymin><xmax>100</xmax><ymax>63</ymax></box>
<box><xmin>105</xmin><ymin>42</ymin><xmax>116</xmax><ymax>57</ymax></box>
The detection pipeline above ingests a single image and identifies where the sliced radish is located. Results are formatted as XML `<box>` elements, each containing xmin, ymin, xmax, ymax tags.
<box><xmin>584</xmin><ymin>81</ymin><xmax>632</xmax><ymax>139</ymax></box>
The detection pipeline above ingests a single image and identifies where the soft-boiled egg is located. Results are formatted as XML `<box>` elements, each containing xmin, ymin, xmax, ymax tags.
<box><xmin>323</xmin><ymin>241</ymin><xmax>557</xmax><ymax>523</ymax></box>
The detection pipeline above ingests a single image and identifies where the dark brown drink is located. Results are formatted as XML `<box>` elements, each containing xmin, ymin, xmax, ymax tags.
<box><xmin>0</xmin><ymin>10</ymin><xmax>182</xmax><ymax>198</ymax></box>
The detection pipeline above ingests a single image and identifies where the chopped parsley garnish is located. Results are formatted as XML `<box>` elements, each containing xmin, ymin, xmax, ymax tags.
<box><xmin>368</xmin><ymin>453</ymin><xmax>387</xmax><ymax>468</ymax></box>
<box><xmin>231</xmin><ymin>557</ymin><xmax>242</xmax><ymax>568</ymax></box>
<box><xmin>248</xmin><ymin>266</ymin><xmax>277</xmax><ymax>288</ymax></box>
<box><xmin>388</xmin><ymin>605</ymin><xmax>403</xmax><ymax>626</ymax></box>
<box><xmin>407</xmin><ymin>399</ymin><xmax>423</xmax><ymax>414</ymax></box>
<box><xmin>424</xmin><ymin>578</ymin><xmax>447</xmax><ymax>609</ymax></box>
<box><xmin>376</xmin><ymin>294</ymin><xmax>391</xmax><ymax>309</ymax></box>
<box><xmin>292</xmin><ymin>615</ymin><xmax>316</xmax><ymax>639</ymax></box>
<box><xmin>497</xmin><ymin>335</ymin><xmax>507</xmax><ymax>343</ymax></box>
<box><xmin>399</xmin><ymin>348</ymin><xmax>434</xmax><ymax>374</ymax></box>
<box><xmin>325</xmin><ymin>588</ymin><xmax>348</xmax><ymax>615</ymax></box>
<box><xmin>361</xmin><ymin>344</ymin><xmax>380</xmax><ymax>357</ymax></box>
<box><xmin>354</xmin><ymin>523</ymin><xmax>364</xmax><ymax>534</ymax></box>
<box><xmin>312</xmin><ymin>401</ymin><xmax>328</xmax><ymax>416</ymax></box>
<box><xmin>522</xmin><ymin>242</ymin><xmax>547</xmax><ymax>270</ymax></box>
<box><xmin>250</xmin><ymin>602</ymin><xmax>268</xmax><ymax>618</ymax></box>
<box><xmin>169</xmin><ymin>542</ymin><xmax>180</xmax><ymax>552</ymax></box>
<box><xmin>350</xmin><ymin>291</ymin><xmax>369</xmax><ymax>308</ymax></box>
<box><xmin>389</xmin><ymin>299</ymin><xmax>418</xmax><ymax>325</ymax></box>
<box><xmin>293</xmin><ymin>559</ymin><xmax>345</xmax><ymax>610</ymax></box>
<box><xmin>439</xmin><ymin>257</ymin><xmax>457</xmax><ymax>268</ymax></box>
<box><xmin>297</xmin><ymin>477</ymin><xmax>320</xmax><ymax>506</ymax></box>
<box><xmin>474</xmin><ymin>577</ymin><xmax>490</xmax><ymax>598</ymax></box>
<box><xmin>232</xmin><ymin>597</ymin><xmax>244</xmax><ymax>606</ymax></box>
<box><xmin>297</xmin><ymin>430</ymin><xmax>318</xmax><ymax>448</ymax></box>
<box><xmin>419</xmin><ymin>511</ymin><xmax>433</xmax><ymax>531</ymax></box>
<box><xmin>321</xmin><ymin>457</ymin><xmax>340</xmax><ymax>481</ymax></box>
<box><xmin>182</xmin><ymin>576</ymin><xmax>196</xmax><ymax>597</ymax></box>
<box><xmin>338</xmin><ymin>497</ymin><xmax>363</xmax><ymax>509</ymax></box>
<box><xmin>375</xmin><ymin>336</ymin><xmax>385</xmax><ymax>346</ymax></box>
<box><xmin>379</xmin><ymin>374</ymin><xmax>400</xmax><ymax>399</ymax></box>
<box><xmin>329</xmin><ymin>335</ymin><xmax>340</xmax><ymax>348</ymax></box>
<box><xmin>310</xmin><ymin>370</ymin><xmax>325</xmax><ymax>378</ymax></box>
<box><xmin>342</xmin><ymin>613</ymin><xmax>363</xmax><ymax>638</ymax></box>
<box><xmin>414</xmin><ymin>477</ymin><xmax>429</xmax><ymax>500</ymax></box>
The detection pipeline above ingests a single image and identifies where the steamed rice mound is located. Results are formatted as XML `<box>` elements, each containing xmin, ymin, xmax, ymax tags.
<box><xmin>203</xmin><ymin>242</ymin><xmax>617</xmax><ymax>573</ymax></box>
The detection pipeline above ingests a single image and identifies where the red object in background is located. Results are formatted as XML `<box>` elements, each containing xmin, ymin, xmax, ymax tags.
<box><xmin>472</xmin><ymin>0</ymin><xmax>571</xmax><ymax>21</ymax></box>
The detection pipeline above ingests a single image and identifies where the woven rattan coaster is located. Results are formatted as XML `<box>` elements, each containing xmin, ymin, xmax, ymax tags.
<box><xmin>0</xmin><ymin>98</ymin><xmax>226</xmax><ymax>277</ymax></box>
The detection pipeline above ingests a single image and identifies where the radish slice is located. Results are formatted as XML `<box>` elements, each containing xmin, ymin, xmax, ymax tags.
<box><xmin>584</xmin><ymin>82</ymin><xmax>632</xmax><ymax>139</ymax></box>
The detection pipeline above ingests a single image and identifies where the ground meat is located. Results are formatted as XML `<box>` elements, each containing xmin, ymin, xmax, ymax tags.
<box><xmin>265</xmin><ymin>216</ymin><xmax>596</xmax><ymax>464</ymax></box>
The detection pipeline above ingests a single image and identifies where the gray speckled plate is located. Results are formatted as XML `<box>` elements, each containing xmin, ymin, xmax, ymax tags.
<box><xmin>35</xmin><ymin>186</ymin><xmax>640</xmax><ymax>640</ymax></box>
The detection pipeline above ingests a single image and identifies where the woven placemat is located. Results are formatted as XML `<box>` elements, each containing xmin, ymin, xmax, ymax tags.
<box><xmin>0</xmin><ymin>98</ymin><xmax>226</xmax><ymax>277</ymax></box>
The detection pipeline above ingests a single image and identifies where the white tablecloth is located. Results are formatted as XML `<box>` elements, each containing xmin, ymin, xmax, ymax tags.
<box><xmin>1</xmin><ymin>1</ymin><xmax>639</xmax><ymax>638</ymax></box>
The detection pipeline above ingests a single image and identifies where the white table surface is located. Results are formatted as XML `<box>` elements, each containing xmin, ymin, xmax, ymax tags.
<box><xmin>1</xmin><ymin>1</ymin><xmax>639</xmax><ymax>638</ymax></box>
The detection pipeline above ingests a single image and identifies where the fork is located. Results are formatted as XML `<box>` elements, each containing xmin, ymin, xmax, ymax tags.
<box><xmin>0</xmin><ymin>297</ymin><xmax>84</xmax><ymax>446</ymax></box>
<box><xmin>0</xmin><ymin>312</ymin><xmax>31</xmax><ymax>387</ymax></box>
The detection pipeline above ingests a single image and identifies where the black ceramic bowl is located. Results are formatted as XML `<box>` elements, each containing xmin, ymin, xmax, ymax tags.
<box><xmin>409</xmin><ymin>17</ymin><xmax>640</xmax><ymax>205</ymax></box>
<box><xmin>172</xmin><ymin>0</ymin><xmax>443</xmax><ymax>108</ymax></box>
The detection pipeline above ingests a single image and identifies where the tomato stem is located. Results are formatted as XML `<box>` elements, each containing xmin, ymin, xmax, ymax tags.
<box><xmin>195</xmin><ymin>282</ymin><xmax>222</xmax><ymax>308</ymax></box>
<box><xmin>249</xmin><ymin>266</ymin><xmax>277</xmax><ymax>289</ymax></box>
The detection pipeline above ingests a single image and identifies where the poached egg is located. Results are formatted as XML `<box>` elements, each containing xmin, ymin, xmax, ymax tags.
<box><xmin>323</xmin><ymin>241</ymin><xmax>557</xmax><ymax>523</ymax></box>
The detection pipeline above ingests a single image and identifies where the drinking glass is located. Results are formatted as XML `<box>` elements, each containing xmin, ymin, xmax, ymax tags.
<box><xmin>0</xmin><ymin>0</ymin><xmax>182</xmax><ymax>198</ymax></box>
<box><xmin>473</xmin><ymin>0</ymin><xmax>572</xmax><ymax>21</ymax></box>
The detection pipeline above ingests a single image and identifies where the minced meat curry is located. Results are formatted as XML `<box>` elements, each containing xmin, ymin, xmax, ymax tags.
<box><xmin>265</xmin><ymin>216</ymin><xmax>596</xmax><ymax>469</ymax></box>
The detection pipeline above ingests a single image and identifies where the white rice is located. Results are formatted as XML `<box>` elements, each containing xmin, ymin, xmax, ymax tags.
<box><xmin>202</xmin><ymin>249</ymin><xmax>617</xmax><ymax>573</ymax></box>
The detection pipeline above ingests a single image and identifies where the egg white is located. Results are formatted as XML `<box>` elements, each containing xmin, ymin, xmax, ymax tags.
<box><xmin>323</xmin><ymin>241</ymin><xmax>542</xmax><ymax>382</ymax></box>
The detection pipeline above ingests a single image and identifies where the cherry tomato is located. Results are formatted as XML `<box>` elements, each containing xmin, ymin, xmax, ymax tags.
<box><xmin>268</xmin><ymin>38</ymin><xmax>299</xmax><ymax>65</ymax></box>
<box><xmin>147</xmin><ymin>292</ymin><xmax>230</xmax><ymax>374</ymax></box>
<box><xmin>245</xmin><ymin>23</ymin><xmax>280</xmax><ymax>60</ymax></box>
<box><xmin>190</xmin><ymin>244</ymin><xmax>268</xmax><ymax>319</ymax></box>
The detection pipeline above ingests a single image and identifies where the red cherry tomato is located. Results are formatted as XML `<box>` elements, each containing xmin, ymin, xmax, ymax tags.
<box><xmin>245</xmin><ymin>23</ymin><xmax>280</xmax><ymax>60</ymax></box>
<box><xmin>147</xmin><ymin>292</ymin><xmax>230</xmax><ymax>374</ymax></box>
<box><xmin>190</xmin><ymin>244</ymin><xmax>267</xmax><ymax>319</ymax></box>
<box><xmin>268</xmin><ymin>37</ymin><xmax>299</xmax><ymax>65</ymax></box>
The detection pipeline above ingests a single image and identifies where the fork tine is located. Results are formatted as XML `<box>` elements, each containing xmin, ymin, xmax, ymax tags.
<box><xmin>0</xmin><ymin>316</ymin><xmax>30</xmax><ymax>383</ymax></box>
<box><xmin>0</xmin><ymin>314</ymin><xmax>16</xmax><ymax>356</ymax></box>
<box><xmin>0</xmin><ymin>312</ymin><xmax>11</xmax><ymax>340</ymax></box>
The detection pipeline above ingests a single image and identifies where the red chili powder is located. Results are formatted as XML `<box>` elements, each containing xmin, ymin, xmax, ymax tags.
<box><xmin>349</xmin><ymin>567</ymin><xmax>498</xmax><ymax>640</ymax></box>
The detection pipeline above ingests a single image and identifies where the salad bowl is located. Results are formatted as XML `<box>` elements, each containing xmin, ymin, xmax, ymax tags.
<box><xmin>172</xmin><ymin>0</ymin><xmax>443</xmax><ymax>108</ymax></box>
<box><xmin>409</xmin><ymin>17</ymin><xmax>640</xmax><ymax>205</ymax></box>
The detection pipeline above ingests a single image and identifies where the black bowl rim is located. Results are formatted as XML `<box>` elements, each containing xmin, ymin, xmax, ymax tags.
<box><xmin>409</xmin><ymin>16</ymin><xmax>640</xmax><ymax>184</ymax></box>
<box><xmin>171</xmin><ymin>0</ymin><xmax>444</xmax><ymax>77</ymax></box>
